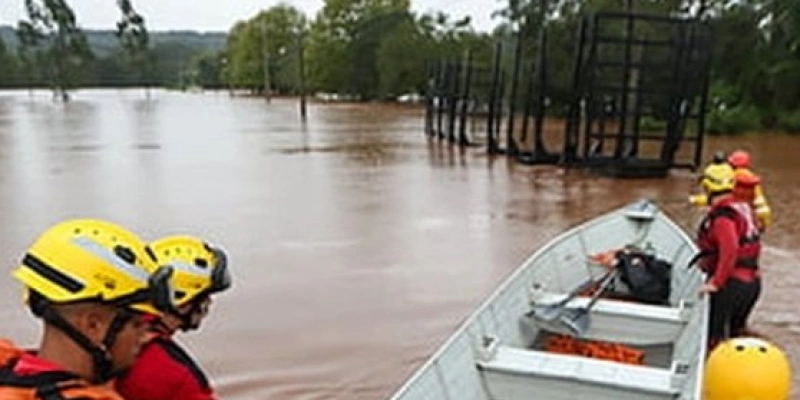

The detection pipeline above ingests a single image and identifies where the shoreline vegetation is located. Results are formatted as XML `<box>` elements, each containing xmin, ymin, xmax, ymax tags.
<box><xmin>1</xmin><ymin>0</ymin><xmax>799</xmax><ymax>134</ymax></box>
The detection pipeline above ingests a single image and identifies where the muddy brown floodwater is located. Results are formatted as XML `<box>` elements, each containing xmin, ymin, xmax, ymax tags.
<box><xmin>0</xmin><ymin>89</ymin><xmax>798</xmax><ymax>399</ymax></box>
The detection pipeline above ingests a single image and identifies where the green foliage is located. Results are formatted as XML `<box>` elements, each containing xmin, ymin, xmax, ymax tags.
<box><xmin>302</xmin><ymin>0</ymin><xmax>492</xmax><ymax>100</ymax></box>
<box><xmin>776</xmin><ymin>110</ymin><xmax>800</xmax><ymax>134</ymax></box>
<box><xmin>375</xmin><ymin>15</ymin><xmax>430</xmax><ymax>98</ymax></box>
<box><xmin>0</xmin><ymin>24</ymin><xmax>225</xmax><ymax>88</ymax></box>
<box><xmin>116</xmin><ymin>0</ymin><xmax>152</xmax><ymax>88</ymax></box>
<box><xmin>707</xmin><ymin>104</ymin><xmax>762</xmax><ymax>135</ymax></box>
<box><xmin>0</xmin><ymin>36</ymin><xmax>19</xmax><ymax>87</ymax></box>
<box><xmin>224</xmin><ymin>4</ymin><xmax>307</xmax><ymax>93</ymax></box>
<box><xmin>190</xmin><ymin>51</ymin><xmax>226</xmax><ymax>88</ymax></box>
<box><xmin>306</xmin><ymin>0</ymin><xmax>410</xmax><ymax>99</ymax></box>
<box><xmin>0</xmin><ymin>0</ymin><xmax>798</xmax><ymax>138</ymax></box>
<box><xmin>305</xmin><ymin>26</ymin><xmax>349</xmax><ymax>93</ymax></box>
<box><xmin>18</xmin><ymin>0</ymin><xmax>94</xmax><ymax>100</ymax></box>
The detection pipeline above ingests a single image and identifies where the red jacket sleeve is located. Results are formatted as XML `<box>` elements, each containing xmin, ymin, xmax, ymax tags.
<box><xmin>710</xmin><ymin>216</ymin><xmax>740</xmax><ymax>288</ymax></box>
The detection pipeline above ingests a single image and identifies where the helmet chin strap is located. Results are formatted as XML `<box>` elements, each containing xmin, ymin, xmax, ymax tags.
<box><xmin>30</xmin><ymin>293</ymin><xmax>133</xmax><ymax>384</ymax></box>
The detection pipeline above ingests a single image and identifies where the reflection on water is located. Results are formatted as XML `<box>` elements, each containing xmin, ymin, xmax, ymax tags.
<box><xmin>0</xmin><ymin>89</ymin><xmax>798</xmax><ymax>399</ymax></box>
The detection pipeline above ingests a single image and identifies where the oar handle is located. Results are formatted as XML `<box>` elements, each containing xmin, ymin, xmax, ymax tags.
<box><xmin>584</xmin><ymin>269</ymin><xmax>619</xmax><ymax>309</ymax></box>
<box><xmin>556</xmin><ymin>268</ymin><xmax>615</xmax><ymax>307</ymax></box>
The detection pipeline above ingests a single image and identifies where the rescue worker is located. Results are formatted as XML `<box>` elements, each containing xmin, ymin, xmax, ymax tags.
<box><xmin>704</xmin><ymin>337</ymin><xmax>791</xmax><ymax>399</ymax></box>
<box><xmin>0</xmin><ymin>219</ymin><xmax>175</xmax><ymax>399</ymax></box>
<box><xmin>689</xmin><ymin>151</ymin><xmax>730</xmax><ymax>206</ymax></box>
<box><xmin>696</xmin><ymin>165</ymin><xmax>763</xmax><ymax>350</ymax></box>
<box><xmin>728</xmin><ymin>149</ymin><xmax>773</xmax><ymax>230</ymax></box>
<box><xmin>732</xmin><ymin>170</ymin><xmax>762</xmax><ymax>221</ymax></box>
<box><xmin>116</xmin><ymin>235</ymin><xmax>231</xmax><ymax>400</ymax></box>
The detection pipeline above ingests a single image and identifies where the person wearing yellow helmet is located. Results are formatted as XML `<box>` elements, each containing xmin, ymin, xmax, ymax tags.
<box><xmin>695</xmin><ymin>165</ymin><xmax>764</xmax><ymax>350</ymax></box>
<box><xmin>728</xmin><ymin>149</ymin><xmax>773</xmax><ymax>230</ymax></box>
<box><xmin>0</xmin><ymin>219</ymin><xmax>176</xmax><ymax>399</ymax></box>
<box><xmin>116</xmin><ymin>235</ymin><xmax>231</xmax><ymax>400</ymax></box>
<box><xmin>689</xmin><ymin>151</ymin><xmax>730</xmax><ymax>206</ymax></box>
<box><xmin>703</xmin><ymin>337</ymin><xmax>792</xmax><ymax>400</ymax></box>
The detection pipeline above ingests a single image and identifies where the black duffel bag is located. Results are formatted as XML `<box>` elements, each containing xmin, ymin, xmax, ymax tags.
<box><xmin>615</xmin><ymin>250</ymin><xmax>672</xmax><ymax>305</ymax></box>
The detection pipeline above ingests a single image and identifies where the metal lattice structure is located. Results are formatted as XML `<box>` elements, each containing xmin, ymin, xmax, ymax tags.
<box><xmin>563</xmin><ymin>11</ymin><xmax>713</xmax><ymax>177</ymax></box>
<box><xmin>424</xmin><ymin>9</ymin><xmax>713</xmax><ymax>178</ymax></box>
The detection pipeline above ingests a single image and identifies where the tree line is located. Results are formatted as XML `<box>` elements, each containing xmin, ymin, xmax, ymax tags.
<box><xmin>0</xmin><ymin>0</ymin><xmax>799</xmax><ymax>133</ymax></box>
<box><xmin>0</xmin><ymin>0</ymin><xmax>224</xmax><ymax>98</ymax></box>
<box><xmin>222</xmin><ymin>0</ymin><xmax>800</xmax><ymax>133</ymax></box>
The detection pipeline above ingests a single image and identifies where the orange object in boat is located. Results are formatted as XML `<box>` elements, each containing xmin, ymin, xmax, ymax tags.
<box><xmin>543</xmin><ymin>335</ymin><xmax>644</xmax><ymax>365</ymax></box>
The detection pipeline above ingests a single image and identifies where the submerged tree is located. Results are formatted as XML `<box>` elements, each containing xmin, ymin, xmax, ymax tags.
<box><xmin>18</xmin><ymin>0</ymin><xmax>93</xmax><ymax>101</ymax></box>
<box><xmin>306</xmin><ymin>0</ymin><xmax>411</xmax><ymax>99</ymax></box>
<box><xmin>224</xmin><ymin>4</ymin><xmax>307</xmax><ymax>94</ymax></box>
<box><xmin>18</xmin><ymin>0</ymin><xmax>93</xmax><ymax>100</ymax></box>
<box><xmin>15</xmin><ymin>20</ymin><xmax>44</xmax><ymax>95</ymax></box>
<box><xmin>116</xmin><ymin>0</ymin><xmax>152</xmax><ymax>97</ymax></box>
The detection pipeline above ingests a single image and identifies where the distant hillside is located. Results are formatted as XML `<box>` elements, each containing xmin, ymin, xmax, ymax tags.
<box><xmin>0</xmin><ymin>25</ymin><xmax>226</xmax><ymax>58</ymax></box>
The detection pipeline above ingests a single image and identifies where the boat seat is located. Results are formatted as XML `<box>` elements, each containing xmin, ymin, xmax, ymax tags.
<box><xmin>477</xmin><ymin>345</ymin><xmax>680</xmax><ymax>397</ymax></box>
<box><xmin>527</xmin><ymin>294</ymin><xmax>689</xmax><ymax>345</ymax></box>
<box><xmin>532</xmin><ymin>293</ymin><xmax>687</xmax><ymax>322</ymax></box>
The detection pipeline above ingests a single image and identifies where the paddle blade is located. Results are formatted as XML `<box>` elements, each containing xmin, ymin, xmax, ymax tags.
<box><xmin>559</xmin><ymin>308</ymin><xmax>590</xmax><ymax>337</ymax></box>
<box><xmin>529</xmin><ymin>303</ymin><xmax>564</xmax><ymax>322</ymax></box>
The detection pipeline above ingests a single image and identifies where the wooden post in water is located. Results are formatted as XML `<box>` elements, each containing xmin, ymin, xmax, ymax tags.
<box><xmin>298</xmin><ymin>33</ymin><xmax>307</xmax><ymax>121</ymax></box>
<box><xmin>261</xmin><ymin>18</ymin><xmax>271</xmax><ymax>103</ymax></box>
<box><xmin>507</xmin><ymin>23</ymin><xmax>524</xmax><ymax>157</ymax></box>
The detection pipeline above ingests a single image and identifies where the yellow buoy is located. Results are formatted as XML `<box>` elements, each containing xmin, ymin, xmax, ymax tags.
<box><xmin>704</xmin><ymin>337</ymin><xmax>792</xmax><ymax>400</ymax></box>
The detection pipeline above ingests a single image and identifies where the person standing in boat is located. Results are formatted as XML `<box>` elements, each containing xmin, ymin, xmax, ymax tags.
<box><xmin>116</xmin><ymin>235</ymin><xmax>231</xmax><ymax>400</ymax></box>
<box><xmin>0</xmin><ymin>219</ymin><xmax>175</xmax><ymax>399</ymax></box>
<box><xmin>696</xmin><ymin>165</ymin><xmax>763</xmax><ymax>350</ymax></box>
<box><xmin>728</xmin><ymin>149</ymin><xmax>773</xmax><ymax>231</ymax></box>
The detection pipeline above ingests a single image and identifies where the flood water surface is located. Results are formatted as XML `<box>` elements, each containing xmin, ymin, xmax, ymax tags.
<box><xmin>0</xmin><ymin>89</ymin><xmax>798</xmax><ymax>399</ymax></box>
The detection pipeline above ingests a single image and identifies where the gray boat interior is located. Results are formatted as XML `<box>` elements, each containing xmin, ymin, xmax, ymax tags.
<box><xmin>389</xmin><ymin>201</ymin><xmax>709</xmax><ymax>400</ymax></box>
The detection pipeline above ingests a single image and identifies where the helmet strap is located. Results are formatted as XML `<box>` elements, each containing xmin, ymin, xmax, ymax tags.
<box><xmin>31</xmin><ymin>295</ymin><xmax>129</xmax><ymax>384</ymax></box>
<box><xmin>99</xmin><ymin>309</ymin><xmax>135</xmax><ymax>381</ymax></box>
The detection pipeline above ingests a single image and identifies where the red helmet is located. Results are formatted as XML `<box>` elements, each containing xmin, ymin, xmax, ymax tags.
<box><xmin>728</xmin><ymin>150</ymin><xmax>751</xmax><ymax>169</ymax></box>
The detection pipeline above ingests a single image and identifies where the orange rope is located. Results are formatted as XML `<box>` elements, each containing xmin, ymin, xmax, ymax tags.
<box><xmin>544</xmin><ymin>334</ymin><xmax>644</xmax><ymax>365</ymax></box>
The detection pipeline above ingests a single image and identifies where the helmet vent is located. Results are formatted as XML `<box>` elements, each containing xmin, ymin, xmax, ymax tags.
<box><xmin>735</xmin><ymin>345</ymin><xmax>745</xmax><ymax>351</ymax></box>
<box><xmin>144</xmin><ymin>246</ymin><xmax>158</xmax><ymax>263</ymax></box>
<box><xmin>114</xmin><ymin>245</ymin><xmax>137</xmax><ymax>264</ymax></box>
<box><xmin>195</xmin><ymin>258</ymin><xmax>208</xmax><ymax>268</ymax></box>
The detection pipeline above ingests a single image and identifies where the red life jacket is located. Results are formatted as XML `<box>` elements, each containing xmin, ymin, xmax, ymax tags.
<box><xmin>696</xmin><ymin>201</ymin><xmax>761</xmax><ymax>274</ymax></box>
<box><xmin>0</xmin><ymin>339</ymin><xmax>124</xmax><ymax>400</ymax></box>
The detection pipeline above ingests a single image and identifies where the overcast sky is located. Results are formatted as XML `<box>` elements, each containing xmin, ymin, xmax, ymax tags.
<box><xmin>0</xmin><ymin>0</ymin><xmax>500</xmax><ymax>33</ymax></box>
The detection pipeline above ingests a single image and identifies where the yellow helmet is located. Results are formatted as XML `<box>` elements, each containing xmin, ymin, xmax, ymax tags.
<box><xmin>701</xmin><ymin>163</ymin><xmax>735</xmax><ymax>194</ymax></box>
<box><xmin>149</xmin><ymin>235</ymin><xmax>231</xmax><ymax>307</ymax></box>
<box><xmin>12</xmin><ymin>219</ymin><xmax>175</xmax><ymax>315</ymax></box>
<box><xmin>704</xmin><ymin>337</ymin><xmax>792</xmax><ymax>400</ymax></box>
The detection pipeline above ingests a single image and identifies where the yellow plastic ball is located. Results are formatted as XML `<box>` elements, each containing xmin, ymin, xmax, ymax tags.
<box><xmin>704</xmin><ymin>337</ymin><xmax>792</xmax><ymax>400</ymax></box>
